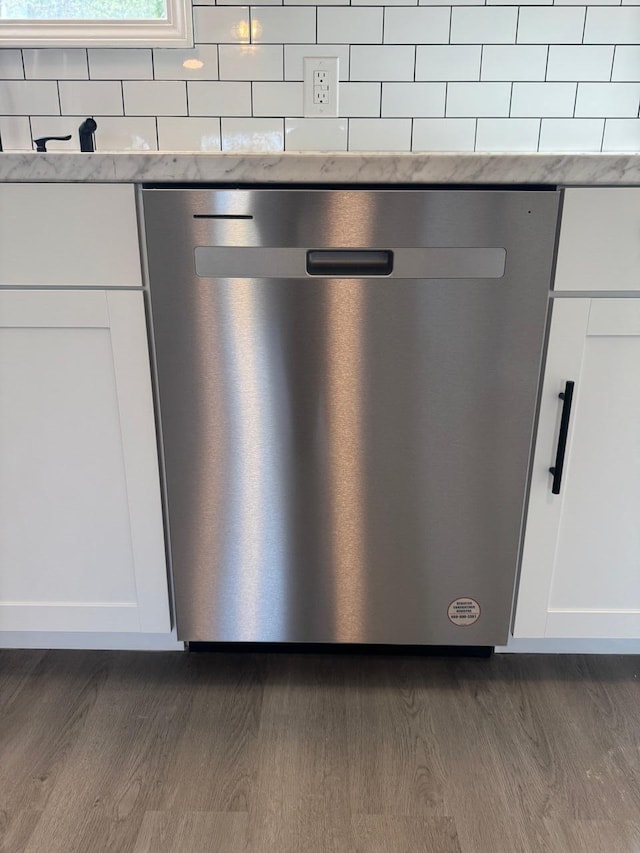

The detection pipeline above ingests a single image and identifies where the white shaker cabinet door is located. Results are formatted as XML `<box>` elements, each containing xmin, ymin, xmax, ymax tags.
<box><xmin>514</xmin><ymin>298</ymin><xmax>640</xmax><ymax>639</ymax></box>
<box><xmin>0</xmin><ymin>290</ymin><xmax>170</xmax><ymax>633</ymax></box>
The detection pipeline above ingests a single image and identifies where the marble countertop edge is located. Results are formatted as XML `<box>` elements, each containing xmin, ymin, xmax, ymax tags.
<box><xmin>1</xmin><ymin>151</ymin><xmax>639</xmax><ymax>185</ymax></box>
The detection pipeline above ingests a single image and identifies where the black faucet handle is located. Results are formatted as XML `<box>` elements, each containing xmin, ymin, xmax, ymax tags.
<box><xmin>78</xmin><ymin>118</ymin><xmax>97</xmax><ymax>152</ymax></box>
<box><xmin>33</xmin><ymin>135</ymin><xmax>72</xmax><ymax>152</ymax></box>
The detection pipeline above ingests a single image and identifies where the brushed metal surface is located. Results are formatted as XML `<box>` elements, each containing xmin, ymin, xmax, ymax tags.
<box><xmin>194</xmin><ymin>247</ymin><xmax>507</xmax><ymax>279</ymax></box>
<box><xmin>143</xmin><ymin>189</ymin><xmax>559</xmax><ymax>644</ymax></box>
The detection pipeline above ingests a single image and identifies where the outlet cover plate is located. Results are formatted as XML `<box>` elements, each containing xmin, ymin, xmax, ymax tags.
<box><xmin>303</xmin><ymin>56</ymin><xmax>339</xmax><ymax>118</ymax></box>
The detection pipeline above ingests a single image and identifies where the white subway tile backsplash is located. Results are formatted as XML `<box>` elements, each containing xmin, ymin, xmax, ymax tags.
<box><xmin>0</xmin><ymin>81</ymin><xmax>59</xmax><ymax>115</ymax></box>
<box><xmin>547</xmin><ymin>47</ymin><xmax>614</xmax><ymax>82</ymax></box>
<box><xmin>451</xmin><ymin>9</ymin><xmax>518</xmax><ymax>44</ymax></box>
<box><xmin>94</xmin><ymin>116</ymin><xmax>158</xmax><ymax>150</ymax></box>
<box><xmin>382</xmin><ymin>83</ymin><xmax>445</xmax><ymax>117</ymax></box>
<box><xmin>575</xmin><ymin>83</ymin><xmax>640</xmax><ymax>118</ymax></box>
<box><xmin>1</xmin><ymin>0</ymin><xmax>638</xmax><ymax>155</ymax></box>
<box><xmin>219</xmin><ymin>45</ymin><xmax>283</xmax><ymax>80</ymax></box>
<box><xmin>481</xmin><ymin>46</ymin><xmax>547</xmax><ymax>81</ymax></box>
<box><xmin>350</xmin><ymin>46</ymin><xmax>415</xmax><ymax>81</ymax></box>
<box><xmin>349</xmin><ymin>118</ymin><xmax>411</xmax><ymax>150</ymax></box>
<box><xmin>293</xmin><ymin>0</ymin><xmax>345</xmax><ymax>5</ymax></box>
<box><xmin>285</xmin><ymin>117</ymin><xmax>348</xmax><ymax>149</ymax></box>
<box><xmin>511</xmin><ymin>83</ymin><xmax>577</xmax><ymax>117</ymax></box>
<box><xmin>612</xmin><ymin>46</ymin><xmax>640</xmax><ymax>82</ymax></box>
<box><xmin>446</xmin><ymin>83</ymin><xmax>511</xmax><ymax>117</ymax></box>
<box><xmin>602</xmin><ymin>119</ymin><xmax>640</xmax><ymax>151</ymax></box>
<box><xmin>89</xmin><ymin>49</ymin><xmax>153</xmax><ymax>80</ymax></box>
<box><xmin>317</xmin><ymin>8</ymin><xmax>383</xmax><ymax>44</ymax></box>
<box><xmin>0</xmin><ymin>116</ymin><xmax>32</xmax><ymax>149</ymax></box>
<box><xmin>252</xmin><ymin>7</ymin><xmax>315</xmax><ymax>43</ymax></box>
<box><xmin>476</xmin><ymin>118</ymin><xmax>540</xmax><ymax>151</ymax></box>
<box><xmin>585</xmin><ymin>8</ymin><xmax>640</xmax><ymax>44</ymax></box>
<box><xmin>194</xmin><ymin>7</ymin><xmax>250</xmax><ymax>44</ymax></box>
<box><xmin>253</xmin><ymin>82</ymin><xmax>303</xmax><ymax>115</ymax></box>
<box><xmin>188</xmin><ymin>81</ymin><xmax>251</xmax><ymax>116</ymax></box>
<box><xmin>153</xmin><ymin>46</ymin><xmax>219</xmax><ymax>80</ymax></box>
<box><xmin>384</xmin><ymin>8</ymin><xmax>450</xmax><ymax>45</ymax></box>
<box><xmin>59</xmin><ymin>80</ymin><xmax>122</xmax><ymax>116</ymax></box>
<box><xmin>421</xmin><ymin>0</ymin><xmax>481</xmax><ymax>5</ymax></box>
<box><xmin>518</xmin><ymin>8</ymin><xmax>585</xmax><ymax>45</ymax></box>
<box><xmin>360</xmin><ymin>0</ymin><xmax>416</xmax><ymax>5</ymax></box>
<box><xmin>0</xmin><ymin>50</ymin><xmax>24</xmax><ymax>79</ymax></box>
<box><xmin>412</xmin><ymin>118</ymin><xmax>476</xmax><ymax>150</ymax></box>
<box><xmin>284</xmin><ymin>45</ymin><xmax>350</xmax><ymax>81</ymax></box>
<box><xmin>123</xmin><ymin>81</ymin><xmax>187</xmax><ymax>116</ymax></box>
<box><xmin>539</xmin><ymin>118</ymin><xmax>604</xmax><ymax>151</ymax></box>
<box><xmin>489</xmin><ymin>0</ymin><xmax>550</xmax><ymax>5</ymax></box>
<box><xmin>23</xmin><ymin>49</ymin><xmax>87</xmax><ymax>80</ymax></box>
<box><xmin>222</xmin><ymin>117</ymin><xmax>284</xmax><ymax>150</ymax></box>
<box><xmin>30</xmin><ymin>115</ymin><xmax>81</xmax><ymax>150</ymax></box>
<box><xmin>157</xmin><ymin>117</ymin><xmax>221</xmax><ymax>150</ymax></box>
<box><xmin>416</xmin><ymin>46</ymin><xmax>481</xmax><ymax>81</ymax></box>
<box><xmin>339</xmin><ymin>82</ymin><xmax>381</xmax><ymax>116</ymax></box>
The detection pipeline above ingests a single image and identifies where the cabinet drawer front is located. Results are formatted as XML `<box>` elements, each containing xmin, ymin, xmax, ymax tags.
<box><xmin>0</xmin><ymin>184</ymin><xmax>142</xmax><ymax>287</ymax></box>
<box><xmin>555</xmin><ymin>188</ymin><xmax>640</xmax><ymax>292</ymax></box>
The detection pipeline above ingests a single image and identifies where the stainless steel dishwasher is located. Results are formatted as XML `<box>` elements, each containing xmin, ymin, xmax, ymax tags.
<box><xmin>143</xmin><ymin>188</ymin><xmax>559</xmax><ymax>645</ymax></box>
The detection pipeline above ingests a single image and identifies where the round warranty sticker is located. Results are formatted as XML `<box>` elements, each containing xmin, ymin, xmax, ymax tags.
<box><xmin>448</xmin><ymin>597</ymin><xmax>481</xmax><ymax>626</ymax></box>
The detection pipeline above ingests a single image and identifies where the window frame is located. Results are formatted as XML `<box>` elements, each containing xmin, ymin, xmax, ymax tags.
<box><xmin>0</xmin><ymin>0</ymin><xmax>193</xmax><ymax>47</ymax></box>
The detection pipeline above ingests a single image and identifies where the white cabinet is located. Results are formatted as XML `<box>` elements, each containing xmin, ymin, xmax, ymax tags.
<box><xmin>0</xmin><ymin>184</ymin><xmax>142</xmax><ymax>287</ymax></box>
<box><xmin>554</xmin><ymin>188</ymin><xmax>640</xmax><ymax>292</ymax></box>
<box><xmin>514</xmin><ymin>298</ymin><xmax>640</xmax><ymax>639</ymax></box>
<box><xmin>0</xmin><ymin>290</ymin><xmax>170</xmax><ymax>634</ymax></box>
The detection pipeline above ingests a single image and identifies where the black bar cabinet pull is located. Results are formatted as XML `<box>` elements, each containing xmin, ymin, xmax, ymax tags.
<box><xmin>549</xmin><ymin>380</ymin><xmax>575</xmax><ymax>495</ymax></box>
<box><xmin>306</xmin><ymin>249</ymin><xmax>393</xmax><ymax>277</ymax></box>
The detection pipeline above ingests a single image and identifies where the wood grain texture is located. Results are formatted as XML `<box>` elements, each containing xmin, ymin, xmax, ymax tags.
<box><xmin>0</xmin><ymin>650</ymin><xmax>639</xmax><ymax>853</ymax></box>
<box><xmin>132</xmin><ymin>811</ymin><xmax>247</xmax><ymax>853</ymax></box>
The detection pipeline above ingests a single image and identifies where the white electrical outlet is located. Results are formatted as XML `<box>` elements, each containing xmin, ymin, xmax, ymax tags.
<box><xmin>303</xmin><ymin>57</ymin><xmax>339</xmax><ymax>118</ymax></box>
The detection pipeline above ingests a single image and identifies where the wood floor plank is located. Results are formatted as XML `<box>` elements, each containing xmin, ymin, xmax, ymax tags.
<box><xmin>0</xmin><ymin>651</ymin><xmax>110</xmax><ymax>813</ymax></box>
<box><xmin>0</xmin><ymin>650</ymin><xmax>638</xmax><ymax>853</ymax></box>
<box><xmin>410</xmin><ymin>659</ymin><xmax>541</xmax><ymax>853</ymax></box>
<box><xmin>132</xmin><ymin>811</ymin><xmax>247</xmax><ymax>853</ymax></box>
<box><xmin>21</xmin><ymin>652</ymin><xmax>190</xmax><ymax>853</ymax></box>
<box><xmin>0</xmin><ymin>651</ymin><xmax>46</xmax><ymax>716</ymax></box>
<box><xmin>351</xmin><ymin>815</ymin><xmax>461</xmax><ymax>853</ymax></box>
<box><xmin>161</xmin><ymin>653</ymin><xmax>265</xmax><ymax>812</ymax></box>
<box><xmin>245</xmin><ymin>655</ymin><xmax>351</xmax><ymax>853</ymax></box>
<box><xmin>495</xmin><ymin>655</ymin><xmax>640</xmax><ymax>822</ymax></box>
<box><xmin>543</xmin><ymin>818</ymin><xmax>640</xmax><ymax>853</ymax></box>
<box><xmin>345</xmin><ymin>657</ymin><xmax>448</xmax><ymax>816</ymax></box>
<box><xmin>0</xmin><ymin>811</ymin><xmax>42</xmax><ymax>853</ymax></box>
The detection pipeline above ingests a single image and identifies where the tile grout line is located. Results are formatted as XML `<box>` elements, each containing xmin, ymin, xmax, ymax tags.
<box><xmin>610</xmin><ymin>44</ymin><xmax>615</xmax><ymax>84</ymax></box>
<box><xmin>544</xmin><ymin>44</ymin><xmax>549</xmax><ymax>84</ymax></box>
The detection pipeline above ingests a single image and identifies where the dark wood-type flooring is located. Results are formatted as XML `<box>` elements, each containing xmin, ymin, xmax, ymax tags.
<box><xmin>1</xmin><ymin>650</ymin><xmax>639</xmax><ymax>852</ymax></box>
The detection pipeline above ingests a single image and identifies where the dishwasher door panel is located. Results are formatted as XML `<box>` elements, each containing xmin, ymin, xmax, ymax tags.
<box><xmin>143</xmin><ymin>189</ymin><xmax>559</xmax><ymax>644</ymax></box>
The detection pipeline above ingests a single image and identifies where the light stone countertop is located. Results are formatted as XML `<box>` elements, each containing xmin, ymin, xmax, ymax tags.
<box><xmin>1</xmin><ymin>151</ymin><xmax>639</xmax><ymax>185</ymax></box>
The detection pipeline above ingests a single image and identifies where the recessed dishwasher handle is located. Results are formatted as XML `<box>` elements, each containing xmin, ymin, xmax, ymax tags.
<box><xmin>306</xmin><ymin>250</ymin><xmax>393</xmax><ymax>277</ymax></box>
